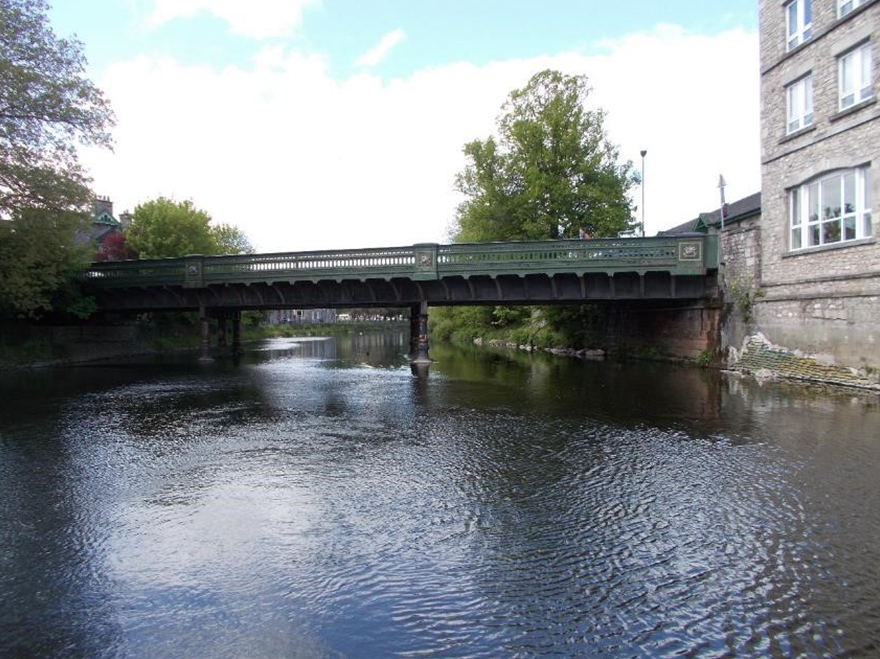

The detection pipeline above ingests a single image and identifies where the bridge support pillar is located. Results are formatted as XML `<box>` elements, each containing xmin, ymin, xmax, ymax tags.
<box><xmin>408</xmin><ymin>305</ymin><xmax>419</xmax><ymax>358</ymax></box>
<box><xmin>217</xmin><ymin>311</ymin><xmax>227</xmax><ymax>348</ymax></box>
<box><xmin>198</xmin><ymin>305</ymin><xmax>213</xmax><ymax>362</ymax></box>
<box><xmin>412</xmin><ymin>301</ymin><xmax>430</xmax><ymax>363</ymax></box>
<box><xmin>231</xmin><ymin>310</ymin><xmax>243</xmax><ymax>356</ymax></box>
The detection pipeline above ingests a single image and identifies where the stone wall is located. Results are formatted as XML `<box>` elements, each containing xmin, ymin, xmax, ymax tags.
<box><xmin>717</xmin><ymin>216</ymin><xmax>763</xmax><ymax>357</ymax></box>
<box><xmin>603</xmin><ymin>301</ymin><xmax>721</xmax><ymax>360</ymax></box>
<box><xmin>0</xmin><ymin>323</ymin><xmax>166</xmax><ymax>368</ymax></box>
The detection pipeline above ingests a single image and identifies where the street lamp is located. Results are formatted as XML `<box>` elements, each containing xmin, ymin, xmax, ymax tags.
<box><xmin>640</xmin><ymin>150</ymin><xmax>647</xmax><ymax>237</ymax></box>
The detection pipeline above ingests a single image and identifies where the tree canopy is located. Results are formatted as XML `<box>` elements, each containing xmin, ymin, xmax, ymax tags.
<box><xmin>124</xmin><ymin>197</ymin><xmax>253</xmax><ymax>259</ymax></box>
<box><xmin>0</xmin><ymin>208</ymin><xmax>94</xmax><ymax>318</ymax></box>
<box><xmin>0</xmin><ymin>0</ymin><xmax>114</xmax><ymax>216</ymax></box>
<box><xmin>453</xmin><ymin>70</ymin><xmax>638</xmax><ymax>242</ymax></box>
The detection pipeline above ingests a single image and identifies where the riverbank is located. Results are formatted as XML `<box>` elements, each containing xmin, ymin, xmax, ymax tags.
<box><xmin>0</xmin><ymin>321</ymin><xmax>407</xmax><ymax>370</ymax></box>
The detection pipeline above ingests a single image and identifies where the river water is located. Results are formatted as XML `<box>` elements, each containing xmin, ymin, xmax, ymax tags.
<box><xmin>1</xmin><ymin>332</ymin><xmax>878</xmax><ymax>658</ymax></box>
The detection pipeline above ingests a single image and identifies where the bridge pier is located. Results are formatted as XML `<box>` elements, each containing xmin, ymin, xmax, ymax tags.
<box><xmin>412</xmin><ymin>301</ymin><xmax>430</xmax><ymax>363</ymax></box>
<box><xmin>408</xmin><ymin>305</ymin><xmax>419</xmax><ymax>358</ymax></box>
<box><xmin>216</xmin><ymin>311</ymin><xmax>227</xmax><ymax>349</ymax></box>
<box><xmin>231</xmin><ymin>310</ymin><xmax>243</xmax><ymax>356</ymax></box>
<box><xmin>198</xmin><ymin>305</ymin><xmax>213</xmax><ymax>362</ymax></box>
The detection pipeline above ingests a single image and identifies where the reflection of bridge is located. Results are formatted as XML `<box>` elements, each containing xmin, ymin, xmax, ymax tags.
<box><xmin>84</xmin><ymin>235</ymin><xmax>719</xmax><ymax>362</ymax></box>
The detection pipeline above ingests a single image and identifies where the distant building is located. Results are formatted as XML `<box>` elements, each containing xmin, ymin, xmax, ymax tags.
<box><xmin>75</xmin><ymin>196</ymin><xmax>132</xmax><ymax>258</ymax></box>
<box><xmin>266</xmin><ymin>309</ymin><xmax>337</xmax><ymax>325</ymax></box>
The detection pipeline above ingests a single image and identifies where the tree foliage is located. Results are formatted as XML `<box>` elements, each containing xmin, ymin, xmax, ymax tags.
<box><xmin>453</xmin><ymin>70</ymin><xmax>638</xmax><ymax>242</ymax></box>
<box><xmin>211</xmin><ymin>222</ymin><xmax>254</xmax><ymax>255</ymax></box>
<box><xmin>95</xmin><ymin>231</ymin><xmax>134</xmax><ymax>261</ymax></box>
<box><xmin>0</xmin><ymin>0</ymin><xmax>114</xmax><ymax>217</ymax></box>
<box><xmin>0</xmin><ymin>208</ymin><xmax>93</xmax><ymax>318</ymax></box>
<box><xmin>124</xmin><ymin>197</ymin><xmax>253</xmax><ymax>259</ymax></box>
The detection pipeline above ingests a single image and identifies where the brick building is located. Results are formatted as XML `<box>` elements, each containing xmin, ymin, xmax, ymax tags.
<box><xmin>755</xmin><ymin>0</ymin><xmax>878</xmax><ymax>367</ymax></box>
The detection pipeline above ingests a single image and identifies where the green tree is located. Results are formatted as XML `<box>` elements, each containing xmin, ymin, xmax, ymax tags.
<box><xmin>211</xmin><ymin>223</ymin><xmax>254</xmax><ymax>255</ymax></box>
<box><xmin>0</xmin><ymin>0</ymin><xmax>114</xmax><ymax>216</ymax></box>
<box><xmin>125</xmin><ymin>198</ymin><xmax>215</xmax><ymax>259</ymax></box>
<box><xmin>454</xmin><ymin>70</ymin><xmax>638</xmax><ymax>242</ymax></box>
<box><xmin>0</xmin><ymin>208</ymin><xmax>93</xmax><ymax>318</ymax></box>
<box><xmin>125</xmin><ymin>197</ymin><xmax>253</xmax><ymax>259</ymax></box>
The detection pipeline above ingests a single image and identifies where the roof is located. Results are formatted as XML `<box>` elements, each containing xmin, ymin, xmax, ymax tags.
<box><xmin>657</xmin><ymin>192</ymin><xmax>761</xmax><ymax>236</ymax></box>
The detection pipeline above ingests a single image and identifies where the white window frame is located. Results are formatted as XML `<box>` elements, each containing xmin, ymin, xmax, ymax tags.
<box><xmin>789</xmin><ymin>167</ymin><xmax>873</xmax><ymax>251</ymax></box>
<box><xmin>838</xmin><ymin>0</ymin><xmax>867</xmax><ymax>17</ymax></box>
<box><xmin>786</xmin><ymin>75</ymin><xmax>814</xmax><ymax>134</ymax></box>
<box><xmin>785</xmin><ymin>0</ymin><xmax>812</xmax><ymax>52</ymax></box>
<box><xmin>839</xmin><ymin>43</ymin><xmax>874</xmax><ymax>110</ymax></box>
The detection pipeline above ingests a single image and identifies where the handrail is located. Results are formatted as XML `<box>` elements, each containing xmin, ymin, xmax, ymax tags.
<box><xmin>83</xmin><ymin>235</ymin><xmax>717</xmax><ymax>288</ymax></box>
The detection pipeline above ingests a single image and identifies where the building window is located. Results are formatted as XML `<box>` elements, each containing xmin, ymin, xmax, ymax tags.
<box><xmin>786</xmin><ymin>0</ymin><xmax>812</xmax><ymax>51</ymax></box>
<box><xmin>789</xmin><ymin>167</ymin><xmax>873</xmax><ymax>250</ymax></box>
<box><xmin>786</xmin><ymin>75</ymin><xmax>813</xmax><ymax>134</ymax></box>
<box><xmin>839</xmin><ymin>43</ymin><xmax>874</xmax><ymax>110</ymax></box>
<box><xmin>839</xmin><ymin>0</ymin><xmax>867</xmax><ymax>17</ymax></box>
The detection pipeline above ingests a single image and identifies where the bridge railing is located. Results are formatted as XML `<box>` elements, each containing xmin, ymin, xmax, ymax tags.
<box><xmin>83</xmin><ymin>235</ymin><xmax>717</xmax><ymax>288</ymax></box>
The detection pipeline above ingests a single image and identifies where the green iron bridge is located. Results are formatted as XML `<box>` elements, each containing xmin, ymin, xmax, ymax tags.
<box><xmin>83</xmin><ymin>234</ymin><xmax>719</xmax><ymax>361</ymax></box>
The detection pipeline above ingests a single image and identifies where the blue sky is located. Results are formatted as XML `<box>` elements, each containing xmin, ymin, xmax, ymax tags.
<box><xmin>53</xmin><ymin>1</ymin><xmax>758</xmax><ymax>79</ymax></box>
<box><xmin>49</xmin><ymin>1</ymin><xmax>761</xmax><ymax>251</ymax></box>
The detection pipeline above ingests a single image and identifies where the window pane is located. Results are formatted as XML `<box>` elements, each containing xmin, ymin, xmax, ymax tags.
<box><xmin>809</xmin><ymin>223</ymin><xmax>821</xmax><ymax>246</ymax></box>
<box><xmin>788</xmin><ymin>2</ymin><xmax>798</xmax><ymax>37</ymax></box>
<box><xmin>861</xmin><ymin>46</ymin><xmax>873</xmax><ymax>99</ymax></box>
<box><xmin>841</xmin><ymin>0</ymin><xmax>853</xmax><ymax>15</ymax></box>
<box><xmin>822</xmin><ymin>176</ymin><xmax>841</xmax><ymax>220</ymax></box>
<box><xmin>864</xmin><ymin>167</ymin><xmax>872</xmax><ymax>210</ymax></box>
<box><xmin>844</xmin><ymin>216</ymin><xmax>857</xmax><ymax>240</ymax></box>
<box><xmin>844</xmin><ymin>173</ymin><xmax>856</xmax><ymax>214</ymax></box>
<box><xmin>804</xmin><ymin>0</ymin><xmax>811</xmax><ymax>23</ymax></box>
<box><xmin>841</xmin><ymin>53</ymin><xmax>854</xmax><ymax>96</ymax></box>
<box><xmin>823</xmin><ymin>220</ymin><xmax>842</xmax><ymax>244</ymax></box>
<box><xmin>808</xmin><ymin>182</ymin><xmax>820</xmax><ymax>222</ymax></box>
<box><xmin>791</xmin><ymin>189</ymin><xmax>801</xmax><ymax>227</ymax></box>
<box><xmin>791</xmin><ymin>228</ymin><xmax>802</xmax><ymax>250</ymax></box>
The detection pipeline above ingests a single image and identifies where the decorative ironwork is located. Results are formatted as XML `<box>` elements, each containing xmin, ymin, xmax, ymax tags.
<box><xmin>83</xmin><ymin>236</ymin><xmax>718</xmax><ymax>289</ymax></box>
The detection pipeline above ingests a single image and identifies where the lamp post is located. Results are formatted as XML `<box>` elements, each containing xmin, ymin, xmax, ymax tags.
<box><xmin>640</xmin><ymin>150</ymin><xmax>647</xmax><ymax>237</ymax></box>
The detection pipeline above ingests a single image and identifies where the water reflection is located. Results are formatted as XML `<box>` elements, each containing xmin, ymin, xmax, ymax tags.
<box><xmin>0</xmin><ymin>331</ymin><xmax>878</xmax><ymax>658</ymax></box>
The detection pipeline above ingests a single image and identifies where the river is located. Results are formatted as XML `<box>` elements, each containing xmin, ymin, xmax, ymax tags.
<box><xmin>1</xmin><ymin>331</ymin><xmax>878</xmax><ymax>658</ymax></box>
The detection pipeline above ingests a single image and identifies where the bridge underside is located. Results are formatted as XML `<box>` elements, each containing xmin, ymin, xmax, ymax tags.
<box><xmin>93</xmin><ymin>272</ymin><xmax>717</xmax><ymax>312</ymax></box>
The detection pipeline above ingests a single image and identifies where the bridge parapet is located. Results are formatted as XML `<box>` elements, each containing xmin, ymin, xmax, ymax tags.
<box><xmin>84</xmin><ymin>235</ymin><xmax>717</xmax><ymax>289</ymax></box>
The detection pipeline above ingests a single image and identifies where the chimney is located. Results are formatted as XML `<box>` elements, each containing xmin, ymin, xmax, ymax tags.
<box><xmin>94</xmin><ymin>196</ymin><xmax>113</xmax><ymax>219</ymax></box>
<box><xmin>119</xmin><ymin>210</ymin><xmax>132</xmax><ymax>229</ymax></box>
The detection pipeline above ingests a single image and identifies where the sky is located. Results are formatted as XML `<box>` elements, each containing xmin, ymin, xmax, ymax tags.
<box><xmin>50</xmin><ymin>0</ymin><xmax>761</xmax><ymax>252</ymax></box>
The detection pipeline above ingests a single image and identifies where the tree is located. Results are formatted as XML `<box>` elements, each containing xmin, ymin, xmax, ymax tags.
<box><xmin>125</xmin><ymin>198</ymin><xmax>215</xmax><ymax>259</ymax></box>
<box><xmin>453</xmin><ymin>70</ymin><xmax>638</xmax><ymax>242</ymax></box>
<box><xmin>124</xmin><ymin>197</ymin><xmax>253</xmax><ymax>259</ymax></box>
<box><xmin>95</xmin><ymin>231</ymin><xmax>134</xmax><ymax>261</ymax></box>
<box><xmin>0</xmin><ymin>0</ymin><xmax>114</xmax><ymax>216</ymax></box>
<box><xmin>0</xmin><ymin>208</ymin><xmax>94</xmax><ymax>318</ymax></box>
<box><xmin>211</xmin><ymin>223</ymin><xmax>254</xmax><ymax>255</ymax></box>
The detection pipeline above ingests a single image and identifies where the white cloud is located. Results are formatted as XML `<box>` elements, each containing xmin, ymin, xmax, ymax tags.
<box><xmin>356</xmin><ymin>29</ymin><xmax>406</xmax><ymax>68</ymax></box>
<box><xmin>148</xmin><ymin>0</ymin><xmax>319</xmax><ymax>39</ymax></box>
<box><xmin>83</xmin><ymin>25</ymin><xmax>760</xmax><ymax>253</ymax></box>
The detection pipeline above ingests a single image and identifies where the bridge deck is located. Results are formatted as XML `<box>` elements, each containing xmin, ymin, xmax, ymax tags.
<box><xmin>83</xmin><ymin>235</ymin><xmax>718</xmax><ymax>311</ymax></box>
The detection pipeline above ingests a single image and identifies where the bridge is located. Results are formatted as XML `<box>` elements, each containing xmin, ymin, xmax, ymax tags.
<box><xmin>83</xmin><ymin>235</ymin><xmax>719</xmax><ymax>362</ymax></box>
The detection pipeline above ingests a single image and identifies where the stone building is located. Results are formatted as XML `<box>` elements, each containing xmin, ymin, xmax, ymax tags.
<box><xmin>663</xmin><ymin>2</ymin><xmax>878</xmax><ymax>371</ymax></box>
<box><xmin>74</xmin><ymin>196</ymin><xmax>132</xmax><ymax>258</ymax></box>
<box><xmin>756</xmin><ymin>0</ymin><xmax>878</xmax><ymax>368</ymax></box>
